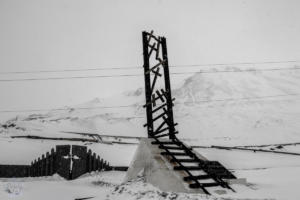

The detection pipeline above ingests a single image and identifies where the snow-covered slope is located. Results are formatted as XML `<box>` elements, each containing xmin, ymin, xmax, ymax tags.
<box><xmin>1</xmin><ymin>65</ymin><xmax>300</xmax><ymax>200</ymax></box>
<box><xmin>1</xmin><ymin>65</ymin><xmax>299</xmax><ymax>145</ymax></box>
<box><xmin>0</xmin><ymin>65</ymin><xmax>299</xmax><ymax>164</ymax></box>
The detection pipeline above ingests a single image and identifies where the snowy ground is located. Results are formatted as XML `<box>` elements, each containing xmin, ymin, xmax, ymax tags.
<box><xmin>1</xmin><ymin>165</ymin><xmax>300</xmax><ymax>200</ymax></box>
<box><xmin>0</xmin><ymin>65</ymin><xmax>299</xmax><ymax>199</ymax></box>
<box><xmin>0</xmin><ymin>171</ymin><xmax>228</xmax><ymax>200</ymax></box>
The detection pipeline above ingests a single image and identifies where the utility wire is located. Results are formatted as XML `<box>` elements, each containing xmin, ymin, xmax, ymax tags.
<box><xmin>0</xmin><ymin>74</ymin><xmax>142</xmax><ymax>82</ymax></box>
<box><xmin>172</xmin><ymin>66</ymin><xmax>300</xmax><ymax>75</ymax></box>
<box><xmin>171</xmin><ymin>60</ymin><xmax>299</xmax><ymax>67</ymax></box>
<box><xmin>182</xmin><ymin>93</ymin><xmax>300</xmax><ymax>104</ymax></box>
<box><xmin>0</xmin><ymin>67</ymin><xmax>299</xmax><ymax>82</ymax></box>
<box><xmin>0</xmin><ymin>60</ymin><xmax>299</xmax><ymax>75</ymax></box>
<box><xmin>0</xmin><ymin>66</ymin><xmax>139</xmax><ymax>75</ymax></box>
<box><xmin>0</xmin><ymin>93</ymin><xmax>299</xmax><ymax>114</ymax></box>
<box><xmin>0</xmin><ymin>105</ymin><xmax>137</xmax><ymax>113</ymax></box>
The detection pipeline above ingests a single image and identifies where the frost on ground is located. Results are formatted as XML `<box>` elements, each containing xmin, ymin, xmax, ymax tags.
<box><xmin>0</xmin><ymin>65</ymin><xmax>299</xmax><ymax>199</ymax></box>
<box><xmin>0</xmin><ymin>172</ymin><xmax>275</xmax><ymax>200</ymax></box>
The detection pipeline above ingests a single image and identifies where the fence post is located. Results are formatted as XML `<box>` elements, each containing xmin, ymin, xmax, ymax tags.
<box><xmin>49</xmin><ymin>148</ymin><xmax>55</xmax><ymax>175</ymax></box>
<box><xmin>41</xmin><ymin>154</ymin><xmax>46</xmax><ymax>176</ymax></box>
<box><xmin>33</xmin><ymin>159</ymin><xmax>37</xmax><ymax>177</ymax></box>
<box><xmin>38</xmin><ymin>158</ymin><xmax>41</xmax><ymax>176</ymax></box>
<box><xmin>100</xmin><ymin>159</ymin><xmax>103</xmax><ymax>171</ymax></box>
<box><xmin>45</xmin><ymin>152</ymin><xmax>50</xmax><ymax>176</ymax></box>
<box><xmin>87</xmin><ymin>149</ymin><xmax>92</xmax><ymax>173</ymax></box>
<box><xmin>92</xmin><ymin>153</ymin><xmax>96</xmax><ymax>171</ymax></box>
<box><xmin>103</xmin><ymin>161</ymin><xmax>107</xmax><ymax>170</ymax></box>
<box><xmin>29</xmin><ymin>161</ymin><xmax>33</xmax><ymax>177</ymax></box>
<box><xmin>96</xmin><ymin>156</ymin><xmax>100</xmax><ymax>171</ymax></box>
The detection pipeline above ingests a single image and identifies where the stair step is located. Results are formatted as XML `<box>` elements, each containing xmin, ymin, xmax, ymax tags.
<box><xmin>174</xmin><ymin>166</ymin><xmax>203</xmax><ymax>171</ymax></box>
<box><xmin>161</xmin><ymin>152</ymin><xmax>187</xmax><ymax>156</ymax></box>
<box><xmin>152</xmin><ymin>141</ymin><xmax>181</xmax><ymax>145</ymax></box>
<box><xmin>154</xmin><ymin>131</ymin><xmax>178</xmax><ymax>139</ymax></box>
<box><xmin>202</xmin><ymin>182</ymin><xmax>220</xmax><ymax>187</ymax></box>
<box><xmin>160</xmin><ymin>145</ymin><xmax>193</xmax><ymax>150</ymax></box>
<box><xmin>171</xmin><ymin>158</ymin><xmax>198</xmax><ymax>163</ymax></box>
<box><xmin>204</xmin><ymin>172</ymin><xmax>236</xmax><ymax>179</ymax></box>
<box><xmin>183</xmin><ymin>175</ymin><xmax>211</xmax><ymax>181</ymax></box>
<box><xmin>159</xmin><ymin>145</ymin><xmax>184</xmax><ymax>150</ymax></box>
<box><xmin>189</xmin><ymin>182</ymin><xmax>220</xmax><ymax>188</ymax></box>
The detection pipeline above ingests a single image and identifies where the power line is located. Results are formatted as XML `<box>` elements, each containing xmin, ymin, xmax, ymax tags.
<box><xmin>171</xmin><ymin>60</ymin><xmax>300</xmax><ymax>68</ymax></box>
<box><xmin>0</xmin><ymin>104</ymin><xmax>137</xmax><ymax>113</ymax></box>
<box><xmin>182</xmin><ymin>93</ymin><xmax>300</xmax><ymax>104</ymax></box>
<box><xmin>0</xmin><ymin>93</ymin><xmax>299</xmax><ymax>114</ymax></box>
<box><xmin>0</xmin><ymin>67</ymin><xmax>299</xmax><ymax>82</ymax></box>
<box><xmin>0</xmin><ymin>66</ymin><xmax>139</xmax><ymax>75</ymax></box>
<box><xmin>171</xmin><ymin>66</ymin><xmax>300</xmax><ymax>75</ymax></box>
<box><xmin>0</xmin><ymin>74</ymin><xmax>142</xmax><ymax>82</ymax></box>
<box><xmin>0</xmin><ymin>60</ymin><xmax>299</xmax><ymax>75</ymax></box>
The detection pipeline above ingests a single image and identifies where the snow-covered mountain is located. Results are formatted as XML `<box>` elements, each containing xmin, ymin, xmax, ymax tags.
<box><xmin>1</xmin><ymin>65</ymin><xmax>299</xmax><ymax>145</ymax></box>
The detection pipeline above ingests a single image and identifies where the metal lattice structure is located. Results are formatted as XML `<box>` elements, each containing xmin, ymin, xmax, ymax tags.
<box><xmin>142</xmin><ymin>31</ymin><xmax>236</xmax><ymax>194</ymax></box>
<box><xmin>142</xmin><ymin>30</ymin><xmax>177</xmax><ymax>139</ymax></box>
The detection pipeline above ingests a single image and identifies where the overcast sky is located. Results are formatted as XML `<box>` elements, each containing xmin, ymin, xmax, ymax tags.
<box><xmin>0</xmin><ymin>0</ymin><xmax>299</xmax><ymax>120</ymax></box>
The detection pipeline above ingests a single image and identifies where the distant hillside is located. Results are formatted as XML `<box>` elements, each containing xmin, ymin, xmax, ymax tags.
<box><xmin>1</xmin><ymin>65</ymin><xmax>300</xmax><ymax>147</ymax></box>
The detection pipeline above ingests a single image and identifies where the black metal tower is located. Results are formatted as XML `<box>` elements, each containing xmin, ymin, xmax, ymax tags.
<box><xmin>141</xmin><ymin>31</ymin><xmax>237</xmax><ymax>194</ymax></box>
<box><xmin>142</xmin><ymin>31</ymin><xmax>177</xmax><ymax>139</ymax></box>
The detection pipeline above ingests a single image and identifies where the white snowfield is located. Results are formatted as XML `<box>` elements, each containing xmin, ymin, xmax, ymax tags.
<box><xmin>0</xmin><ymin>65</ymin><xmax>300</xmax><ymax>199</ymax></box>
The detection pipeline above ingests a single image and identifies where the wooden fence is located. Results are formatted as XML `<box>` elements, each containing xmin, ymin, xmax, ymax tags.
<box><xmin>0</xmin><ymin>145</ymin><xmax>117</xmax><ymax>179</ymax></box>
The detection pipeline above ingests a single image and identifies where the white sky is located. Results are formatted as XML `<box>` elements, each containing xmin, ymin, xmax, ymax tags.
<box><xmin>0</xmin><ymin>0</ymin><xmax>300</xmax><ymax>120</ymax></box>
